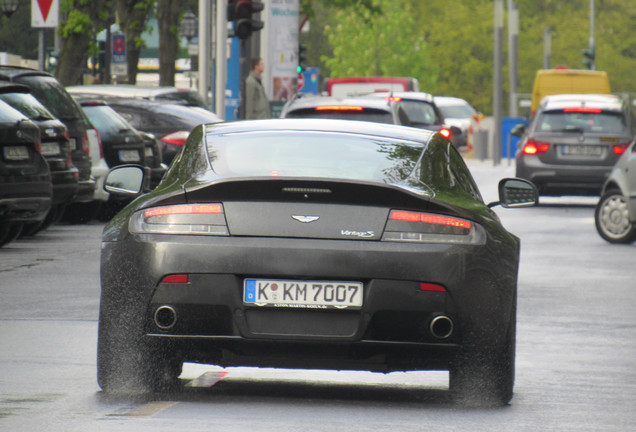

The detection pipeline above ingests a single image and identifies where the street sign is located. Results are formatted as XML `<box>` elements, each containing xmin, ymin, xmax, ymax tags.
<box><xmin>297</xmin><ymin>73</ymin><xmax>305</xmax><ymax>91</ymax></box>
<box><xmin>31</xmin><ymin>0</ymin><xmax>59</xmax><ymax>28</ymax></box>
<box><xmin>111</xmin><ymin>34</ymin><xmax>127</xmax><ymax>77</ymax></box>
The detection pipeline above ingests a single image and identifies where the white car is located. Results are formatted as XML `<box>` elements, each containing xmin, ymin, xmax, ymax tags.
<box><xmin>434</xmin><ymin>96</ymin><xmax>479</xmax><ymax>149</ymax></box>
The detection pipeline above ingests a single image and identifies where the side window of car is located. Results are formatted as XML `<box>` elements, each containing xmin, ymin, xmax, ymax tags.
<box><xmin>447</xmin><ymin>144</ymin><xmax>483</xmax><ymax>202</ymax></box>
<box><xmin>397</xmin><ymin>106</ymin><xmax>411</xmax><ymax>126</ymax></box>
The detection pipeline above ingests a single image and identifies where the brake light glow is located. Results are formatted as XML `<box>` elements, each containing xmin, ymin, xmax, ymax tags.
<box><xmin>160</xmin><ymin>131</ymin><xmax>190</xmax><ymax>146</ymax></box>
<box><xmin>161</xmin><ymin>274</ymin><xmax>189</xmax><ymax>284</ymax></box>
<box><xmin>390</xmin><ymin>210</ymin><xmax>472</xmax><ymax>229</ymax></box>
<box><xmin>315</xmin><ymin>105</ymin><xmax>364</xmax><ymax>111</ymax></box>
<box><xmin>420</xmin><ymin>283</ymin><xmax>446</xmax><ymax>292</ymax></box>
<box><xmin>383</xmin><ymin>210</ymin><xmax>483</xmax><ymax>244</ymax></box>
<box><xmin>384</xmin><ymin>96</ymin><xmax>402</xmax><ymax>102</ymax></box>
<box><xmin>613</xmin><ymin>143</ymin><xmax>630</xmax><ymax>155</ymax></box>
<box><xmin>563</xmin><ymin>107</ymin><xmax>602</xmax><ymax>113</ymax></box>
<box><xmin>143</xmin><ymin>204</ymin><xmax>223</xmax><ymax>218</ymax></box>
<box><xmin>522</xmin><ymin>138</ymin><xmax>550</xmax><ymax>155</ymax></box>
<box><xmin>131</xmin><ymin>203</ymin><xmax>229</xmax><ymax>236</ymax></box>
<box><xmin>439</xmin><ymin>128</ymin><xmax>452</xmax><ymax>139</ymax></box>
<box><xmin>93</xmin><ymin>127</ymin><xmax>104</xmax><ymax>159</ymax></box>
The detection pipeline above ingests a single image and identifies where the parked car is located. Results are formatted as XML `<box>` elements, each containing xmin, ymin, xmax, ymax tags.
<box><xmin>280</xmin><ymin>95</ymin><xmax>412</xmax><ymax>126</ymax></box>
<box><xmin>77</xmin><ymin>99</ymin><xmax>168</xmax><ymax>219</ymax></box>
<box><xmin>365</xmin><ymin>92</ymin><xmax>459</xmax><ymax>143</ymax></box>
<box><xmin>0</xmin><ymin>82</ymin><xmax>78</xmax><ymax>233</ymax></box>
<box><xmin>0</xmin><ymin>66</ymin><xmax>95</xmax><ymax>204</ymax></box>
<box><xmin>513</xmin><ymin>94</ymin><xmax>635</xmax><ymax>196</ymax></box>
<box><xmin>66</xmin><ymin>84</ymin><xmax>208</xmax><ymax>108</ymax></box>
<box><xmin>97</xmin><ymin>118</ymin><xmax>538</xmax><ymax>406</ymax></box>
<box><xmin>594</xmin><ymin>138</ymin><xmax>636</xmax><ymax>243</ymax></box>
<box><xmin>64</xmin><ymin>91</ymin><xmax>222</xmax><ymax>165</ymax></box>
<box><xmin>434</xmin><ymin>96</ymin><xmax>479</xmax><ymax>149</ymax></box>
<box><xmin>0</xmin><ymin>100</ymin><xmax>52</xmax><ymax>247</ymax></box>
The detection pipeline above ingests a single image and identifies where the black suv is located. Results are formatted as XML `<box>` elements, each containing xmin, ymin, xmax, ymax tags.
<box><xmin>0</xmin><ymin>82</ymin><xmax>78</xmax><ymax>232</ymax></box>
<box><xmin>0</xmin><ymin>100</ymin><xmax>52</xmax><ymax>247</ymax></box>
<box><xmin>0</xmin><ymin>66</ymin><xmax>95</xmax><ymax>203</ymax></box>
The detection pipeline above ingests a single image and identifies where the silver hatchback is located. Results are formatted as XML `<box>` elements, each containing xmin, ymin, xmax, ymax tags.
<box><xmin>595</xmin><ymin>139</ymin><xmax>636</xmax><ymax>243</ymax></box>
<box><xmin>513</xmin><ymin>94</ymin><xmax>634</xmax><ymax>196</ymax></box>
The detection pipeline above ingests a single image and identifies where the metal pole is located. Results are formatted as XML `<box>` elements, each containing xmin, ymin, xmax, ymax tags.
<box><xmin>215</xmin><ymin>0</ymin><xmax>227</xmax><ymax>119</ymax></box>
<box><xmin>507</xmin><ymin>0</ymin><xmax>518</xmax><ymax>117</ymax></box>
<box><xmin>543</xmin><ymin>27</ymin><xmax>551</xmax><ymax>69</ymax></box>
<box><xmin>38</xmin><ymin>29</ymin><xmax>45</xmax><ymax>71</ymax></box>
<box><xmin>589</xmin><ymin>0</ymin><xmax>595</xmax><ymax>70</ymax></box>
<box><xmin>493</xmin><ymin>0</ymin><xmax>503</xmax><ymax>165</ymax></box>
<box><xmin>198</xmin><ymin>0</ymin><xmax>211</xmax><ymax>109</ymax></box>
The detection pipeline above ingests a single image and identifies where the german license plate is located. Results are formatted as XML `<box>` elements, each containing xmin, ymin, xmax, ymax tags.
<box><xmin>3</xmin><ymin>146</ymin><xmax>29</xmax><ymax>160</ymax></box>
<box><xmin>244</xmin><ymin>279</ymin><xmax>363</xmax><ymax>309</ymax></box>
<box><xmin>41</xmin><ymin>142</ymin><xmax>60</xmax><ymax>156</ymax></box>
<box><xmin>561</xmin><ymin>145</ymin><xmax>602</xmax><ymax>156</ymax></box>
<box><xmin>119</xmin><ymin>149</ymin><xmax>140</xmax><ymax>162</ymax></box>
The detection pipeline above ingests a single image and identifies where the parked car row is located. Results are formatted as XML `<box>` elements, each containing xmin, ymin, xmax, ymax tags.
<box><xmin>1</xmin><ymin>67</ymin><xmax>223</xmax><ymax>246</ymax></box>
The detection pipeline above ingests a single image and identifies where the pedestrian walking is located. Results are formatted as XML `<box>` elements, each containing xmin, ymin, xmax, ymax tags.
<box><xmin>245</xmin><ymin>57</ymin><xmax>271</xmax><ymax>119</ymax></box>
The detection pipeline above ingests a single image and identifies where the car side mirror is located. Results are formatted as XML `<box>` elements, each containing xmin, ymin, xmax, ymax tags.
<box><xmin>510</xmin><ymin>123</ymin><xmax>527</xmax><ymax>137</ymax></box>
<box><xmin>104</xmin><ymin>165</ymin><xmax>146</xmax><ymax>195</ymax></box>
<box><xmin>488</xmin><ymin>178</ymin><xmax>539</xmax><ymax>208</ymax></box>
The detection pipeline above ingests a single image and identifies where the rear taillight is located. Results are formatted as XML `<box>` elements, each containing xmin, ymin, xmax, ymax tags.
<box><xmin>161</xmin><ymin>274</ymin><xmax>189</xmax><ymax>283</ymax></box>
<box><xmin>315</xmin><ymin>106</ymin><xmax>364</xmax><ymax>111</ymax></box>
<box><xmin>382</xmin><ymin>210</ymin><xmax>485</xmax><ymax>244</ymax></box>
<box><xmin>563</xmin><ymin>107</ymin><xmax>602</xmax><ymax>113</ymax></box>
<box><xmin>522</xmin><ymin>138</ymin><xmax>550</xmax><ymax>155</ymax></box>
<box><xmin>94</xmin><ymin>128</ymin><xmax>104</xmax><ymax>159</ymax></box>
<box><xmin>613</xmin><ymin>142</ymin><xmax>630</xmax><ymax>155</ymax></box>
<box><xmin>81</xmin><ymin>134</ymin><xmax>90</xmax><ymax>154</ymax></box>
<box><xmin>130</xmin><ymin>203</ymin><xmax>229</xmax><ymax>235</ymax></box>
<box><xmin>160</xmin><ymin>131</ymin><xmax>190</xmax><ymax>146</ymax></box>
<box><xmin>34</xmin><ymin>138</ymin><xmax>42</xmax><ymax>154</ymax></box>
<box><xmin>439</xmin><ymin>128</ymin><xmax>452</xmax><ymax>139</ymax></box>
<box><xmin>64</xmin><ymin>130</ymin><xmax>73</xmax><ymax>167</ymax></box>
<box><xmin>384</xmin><ymin>96</ymin><xmax>402</xmax><ymax>102</ymax></box>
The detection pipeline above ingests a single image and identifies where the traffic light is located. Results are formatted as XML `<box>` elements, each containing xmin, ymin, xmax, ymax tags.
<box><xmin>297</xmin><ymin>44</ymin><xmax>307</xmax><ymax>73</ymax></box>
<box><xmin>227</xmin><ymin>0</ymin><xmax>264</xmax><ymax>40</ymax></box>
<box><xmin>582</xmin><ymin>47</ymin><xmax>595</xmax><ymax>70</ymax></box>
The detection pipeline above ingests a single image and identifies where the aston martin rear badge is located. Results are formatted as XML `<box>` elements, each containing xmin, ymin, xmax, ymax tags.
<box><xmin>291</xmin><ymin>215</ymin><xmax>320</xmax><ymax>223</ymax></box>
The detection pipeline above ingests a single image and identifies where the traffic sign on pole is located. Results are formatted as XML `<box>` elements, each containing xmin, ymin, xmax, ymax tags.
<box><xmin>31</xmin><ymin>0</ymin><xmax>59</xmax><ymax>28</ymax></box>
<box><xmin>111</xmin><ymin>34</ymin><xmax>127</xmax><ymax>77</ymax></box>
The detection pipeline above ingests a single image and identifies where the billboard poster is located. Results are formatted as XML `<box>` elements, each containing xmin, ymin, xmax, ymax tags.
<box><xmin>262</xmin><ymin>0</ymin><xmax>299</xmax><ymax>102</ymax></box>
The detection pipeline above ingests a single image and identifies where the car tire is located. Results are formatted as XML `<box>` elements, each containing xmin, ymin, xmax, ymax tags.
<box><xmin>595</xmin><ymin>190</ymin><xmax>636</xmax><ymax>244</ymax></box>
<box><xmin>97</xmin><ymin>322</ymin><xmax>182</xmax><ymax>394</ymax></box>
<box><xmin>449</xmin><ymin>305</ymin><xmax>515</xmax><ymax>407</ymax></box>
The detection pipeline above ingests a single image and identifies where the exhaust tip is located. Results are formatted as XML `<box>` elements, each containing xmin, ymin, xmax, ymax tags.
<box><xmin>430</xmin><ymin>315</ymin><xmax>454</xmax><ymax>339</ymax></box>
<box><xmin>154</xmin><ymin>305</ymin><xmax>177</xmax><ymax>330</ymax></box>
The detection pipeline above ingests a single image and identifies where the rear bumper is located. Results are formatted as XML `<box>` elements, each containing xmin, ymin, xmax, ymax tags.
<box><xmin>516</xmin><ymin>155</ymin><xmax>612</xmax><ymax>195</ymax></box>
<box><xmin>100</xmin><ymin>232</ymin><xmax>519</xmax><ymax>371</ymax></box>
<box><xmin>0</xmin><ymin>196</ymin><xmax>51</xmax><ymax>223</ymax></box>
<box><xmin>72</xmin><ymin>178</ymin><xmax>97</xmax><ymax>203</ymax></box>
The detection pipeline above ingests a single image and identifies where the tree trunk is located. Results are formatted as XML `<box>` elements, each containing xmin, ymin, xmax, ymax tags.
<box><xmin>56</xmin><ymin>0</ymin><xmax>108</xmax><ymax>85</ymax></box>
<box><xmin>157</xmin><ymin>0</ymin><xmax>182</xmax><ymax>86</ymax></box>
<box><xmin>115</xmin><ymin>0</ymin><xmax>154</xmax><ymax>84</ymax></box>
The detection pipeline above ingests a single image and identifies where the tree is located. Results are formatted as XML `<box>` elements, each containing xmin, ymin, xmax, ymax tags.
<box><xmin>56</xmin><ymin>0</ymin><xmax>110</xmax><ymax>85</ymax></box>
<box><xmin>115</xmin><ymin>0</ymin><xmax>155</xmax><ymax>84</ymax></box>
<box><xmin>321</xmin><ymin>0</ymin><xmax>438</xmax><ymax>92</ymax></box>
<box><xmin>156</xmin><ymin>0</ymin><xmax>182</xmax><ymax>86</ymax></box>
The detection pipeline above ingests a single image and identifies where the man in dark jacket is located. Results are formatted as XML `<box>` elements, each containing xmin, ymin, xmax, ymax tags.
<box><xmin>245</xmin><ymin>57</ymin><xmax>271</xmax><ymax>119</ymax></box>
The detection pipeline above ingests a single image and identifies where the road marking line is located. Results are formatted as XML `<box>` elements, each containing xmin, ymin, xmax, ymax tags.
<box><xmin>125</xmin><ymin>401</ymin><xmax>177</xmax><ymax>417</ymax></box>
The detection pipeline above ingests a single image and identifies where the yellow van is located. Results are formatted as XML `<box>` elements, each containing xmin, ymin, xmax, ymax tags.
<box><xmin>531</xmin><ymin>69</ymin><xmax>610</xmax><ymax>113</ymax></box>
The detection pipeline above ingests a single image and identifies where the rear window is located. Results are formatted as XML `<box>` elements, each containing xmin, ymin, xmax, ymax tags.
<box><xmin>154</xmin><ymin>91</ymin><xmax>207</xmax><ymax>108</ymax></box>
<box><xmin>206</xmin><ymin>130</ymin><xmax>424</xmax><ymax>183</ymax></box>
<box><xmin>285</xmin><ymin>108</ymin><xmax>395</xmax><ymax>124</ymax></box>
<box><xmin>438</xmin><ymin>103</ymin><xmax>477</xmax><ymax>119</ymax></box>
<box><xmin>82</xmin><ymin>105</ymin><xmax>135</xmax><ymax>140</ymax></box>
<box><xmin>0</xmin><ymin>99</ymin><xmax>26</xmax><ymax>122</ymax></box>
<box><xmin>0</xmin><ymin>93</ymin><xmax>55</xmax><ymax>121</ymax></box>
<box><xmin>400</xmin><ymin>100</ymin><xmax>440</xmax><ymax>125</ymax></box>
<box><xmin>537</xmin><ymin>110</ymin><xmax>626</xmax><ymax>134</ymax></box>
<box><xmin>16</xmin><ymin>75</ymin><xmax>84</xmax><ymax>122</ymax></box>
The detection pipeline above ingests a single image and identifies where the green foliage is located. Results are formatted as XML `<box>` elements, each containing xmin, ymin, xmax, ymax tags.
<box><xmin>58</xmin><ymin>10</ymin><xmax>94</xmax><ymax>38</ymax></box>
<box><xmin>321</xmin><ymin>0</ymin><xmax>438</xmax><ymax>92</ymax></box>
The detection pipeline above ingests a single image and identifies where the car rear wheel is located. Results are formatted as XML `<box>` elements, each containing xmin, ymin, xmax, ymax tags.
<box><xmin>449</xmin><ymin>309</ymin><xmax>515</xmax><ymax>406</ymax></box>
<box><xmin>595</xmin><ymin>190</ymin><xmax>636</xmax><ymax>244</ymax></box>
<box><xmin>97</xmin><ymin>323</ymin><xmax>182</xmax><ymax>394</ymax></box>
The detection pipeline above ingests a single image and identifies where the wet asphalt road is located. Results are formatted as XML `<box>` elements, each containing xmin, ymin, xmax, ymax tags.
<box><xmin>1</xmin><ymin>160</ymin><xmax>635</xmax><ymax>431</ymax></box>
